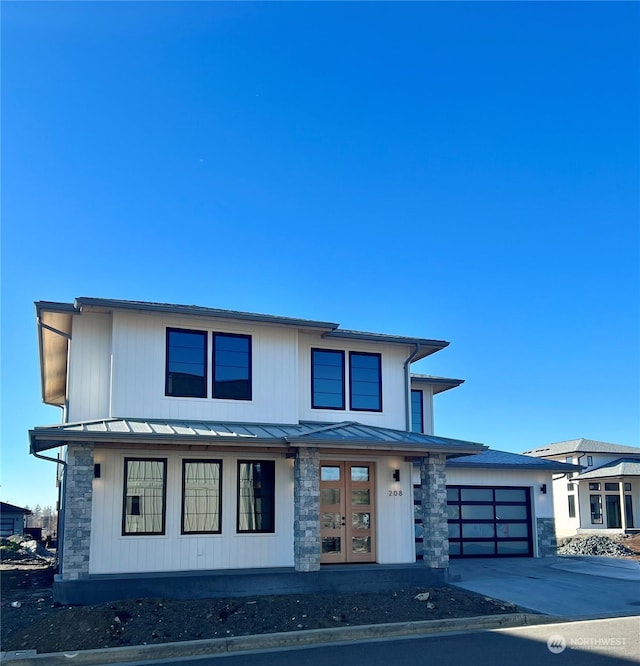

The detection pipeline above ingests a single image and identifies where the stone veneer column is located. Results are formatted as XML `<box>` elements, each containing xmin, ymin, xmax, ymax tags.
<box><xmin>293</xmin><ymin>447</ymin><xmax>321</xmax><ymax>572</ymax></box>
<box><xmin>420</xmin><ymin>453</ymin><xmax>449</xmax><ymax>569</ymax></box>
<box><xmin>536</xmin><ymin>517</ymin><xmax>558</xmax><ymax>556</ymax></box>
<box><xmin>61</xmin><ymin>443</ymin><xmax>94</xmax><ymax>580</ymax></box>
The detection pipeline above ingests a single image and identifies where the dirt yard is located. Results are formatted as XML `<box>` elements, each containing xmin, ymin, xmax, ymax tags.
<box><xmin>0</xmin><ymin>563</ymin><xmax>514</xmax><ymax>654</ymax></box>
<box><xmin>3</xmin><ymin>533</ymin><xmax>639</xmax><ymax>655</ymax></box>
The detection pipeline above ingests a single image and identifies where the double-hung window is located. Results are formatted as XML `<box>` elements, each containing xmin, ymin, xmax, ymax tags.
<box><xmin>349</xmin><ymin>352</ymin><xmax>382</xmax><ymax>411</ymax></box>
<box><xmin>311</xmin><ymin>349</ymin><xmax>345</xmax><ymax>409</ymax></box>
<box><xmin>237</xmin><ymin>461</ymin><xmax>275</xmax><ymax>533</ymax></box>
<box><xmin>411</xmin><ymin>389</ymin><xmax>423</xmax><ymax>433</ymax></box>
<box><xmin>213</xmin><ymin>333</ymin><xmax>251</xmax><ymax>400</ymax></box>
<box><xmin>181</xmin><ymin>460</ymin><xmax>222</xmax><ymax>534</ymax></box>
<box><xmin>165</xmin><ymin>328</ymin><xmax>207</xmax><ymax>398</ymax></box>
<box><xmin>122</xmin><ymin>458</ymin><xmax>167</xmax><ymax>535</ymax></box>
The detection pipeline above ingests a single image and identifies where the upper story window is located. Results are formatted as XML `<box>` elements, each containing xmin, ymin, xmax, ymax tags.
<box><xmin>311</xmin><ymin>349</ymin><xmax>345</xmax><ymax>409</ymax></box>
<box><xmin>212</xmin><ymin>333</ymin><xmax>252</xmax><ymax>400</ymax></box>
<box><xmin>411</xmin><ymin>389</ymin><xmax>423</xmax><ymax>433</ymax></box>
<box><xmin>166</xmin><ymin>328</ymin><xmax>207</xmax><ymax>398</ymax></box>
<box><xmin>586</xmin><ymin>456</ymin><xmax>593</xmax><ymax>466</ymax></box>
<box><xmin>349</xmin><ymin>352</ymin><xmax>382</xmax><ymax>412</ymax></box>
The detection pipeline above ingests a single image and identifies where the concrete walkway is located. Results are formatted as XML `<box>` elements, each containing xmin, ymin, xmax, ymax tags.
<box><xmin>448</xmin><ymin>555</ymin><xmax>640</xmax><ymax>619</ymax></box>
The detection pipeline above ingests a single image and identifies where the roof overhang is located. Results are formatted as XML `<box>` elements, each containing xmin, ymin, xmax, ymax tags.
<box><xmin>29</xmin><ymin>418</ymin><xmax>487</xmax><ymax>457</ymax></box>
<box><xmin>411</xmin><ymin>374</ymin><xmax>465</xmax><ymax>394</ymax></box>
<box><xmin>324</xmin><ymin>331</ymin><xmax>448</xmax><ymax>360</ymax></box>
<box><xmin>35</xmin><ymin>301</ymin><xmax>76</xmax><ymax>406</ymax></box>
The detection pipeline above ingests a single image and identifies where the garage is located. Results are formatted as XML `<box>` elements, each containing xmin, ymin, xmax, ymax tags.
<box><xmin>447</xmin><ymin>485</ymin><xmax>533</xmax><ymax>557</ymax></box>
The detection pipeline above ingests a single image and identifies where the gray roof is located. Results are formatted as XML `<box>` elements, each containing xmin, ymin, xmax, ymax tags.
<box><xmin>522</xmin><ymin>438</ymin><xmax>640</xmax><ymax>458</ymax></box>
<box><xmin>0</xmin><ymin>502</ymin><xmax>32</xmax><ymax>515</ymax></box>
<box><xmin>410</xmin><ymin>374</ymin><xmax>465</xmax><ymax>394</ymax></box>
<box><xmin>447</xmin><ymin>449</ymin><xmax>582</xmax><ymax>472</ymax></box>
<box><xmin>29</xmin><ymin>418</ymin><xmax>487</xmax><ymax>456</ymax></box>
<box><xmin>575</xmin><ymin>458</ymin><xmax>640</xmax><ymax>480</ymax></box>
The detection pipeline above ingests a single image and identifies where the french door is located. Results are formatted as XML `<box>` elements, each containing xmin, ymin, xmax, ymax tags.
<box><xmin>320</xmin><ymin>461</ymin><xmax>376</xmax><ymax>564</ymax></box>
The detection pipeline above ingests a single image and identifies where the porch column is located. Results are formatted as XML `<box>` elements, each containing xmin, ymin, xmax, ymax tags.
<box><xmin>294</xmin><ymin>447</ymin><xmax>321</xmax><ymax>572</ymax></box>
<box><xmin>61</xmin><ymin>443</ymin><xmax>94</xmax><ymax>580</ymax></box>
<box><xmin>620</xmin><ymin>481</ymin><xmax>627</xmax><ymax>532</ymax></box>
<box><xmin>420</xmin><ymin>453</ymin><xmax>449</xmax><ymax>569</ymax></box>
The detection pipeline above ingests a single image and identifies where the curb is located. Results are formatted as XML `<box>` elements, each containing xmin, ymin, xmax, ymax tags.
<box><xmin>1</xmin><ymin>613</ymin><xmax>563</xmax><ymax>665</ymax></box>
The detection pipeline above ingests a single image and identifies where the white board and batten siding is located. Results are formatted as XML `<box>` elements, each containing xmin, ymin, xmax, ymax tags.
<box><xmin>90</xmin><ymin>448</ymin><xmax>417</xmax><ymax>574</ymax></box>
<box><xmin>102</xmin><ymin>310</ymin><xmax>300</xmax><ymax>424</ymax></box>
<box><xmin>67</xmin><ymin>313</ymin><xmax>113</xmax><ymax>422</ymax></box>
<box><xmin>297</xmin><ymin>332</ymin><xmax>410</xmax><ymax>430</ymax></box>
<box><xmin>90</xmin><ymin>448</ymin><xmax>295</xmax><ymax>574</ymax></box>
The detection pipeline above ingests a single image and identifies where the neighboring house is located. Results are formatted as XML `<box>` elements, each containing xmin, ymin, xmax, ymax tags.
<box><xmin>29</xmin><ymin>297</ymin><xmax>575</xmax><ymax>604</ymax></box>
<box><xmin>522</xmin><ymin>439</ymin><xmax>640</xmax><ymax>537</ymax></box>
<box><xmin>0</xmin><ymin>502</ymin><xmax>32</xmax><ymax>537</ymax></box>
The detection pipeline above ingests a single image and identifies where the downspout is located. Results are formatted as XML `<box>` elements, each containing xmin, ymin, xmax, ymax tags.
<box><xmin>30</xmin><ymin>443</ymin><xmax>67</xmax><ymax>574</ymax></box>
<box><xmin>403</xmin><ymin>344</ymin><xmax>422</xmax><ymax>431</ymax></box>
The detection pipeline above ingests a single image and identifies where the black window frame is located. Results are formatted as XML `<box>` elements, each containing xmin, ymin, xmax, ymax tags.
<box><xmin>311</xmin><ymin>348</ymin><xmax>345</xmax><ymax>410</ymax></box>
<box><xmin>568</xmin><ymin>495</ymin><xmax>576</xmax><ymax>518</ymax></box>
<box><xmin>589</xmin><ymin>482</ymin><xmax>601</xmax><ymax>491</ymax></box>
<box><xmin>236</xmin><ymin>460</ymin><xmax>275</xmax><ymax>534</ymax></box>
<box><xmin>349</xmin><ymin>351</ymin><xmax>382</xmax><ymax>412</ymax></box>
<box><xmin>590</xmin><ymin>494</ymin><xmax>603</xmax><ymax>524</ymax></box>
<box><xmin>181</xmin><ymin>459</ymin><xmax>223</xmax><ymax>535</ymax></box>
<box><xmin>165</xmin><ymin>328</ymin><xmax>208</xmax><ymax>398</ymax></box>
<box><xmin>122</xmin><ymin>457</ymin><xmax>167</xmax><ymax>536</ymax></box>
<box><xmin>410</xmin><ymin>389</ymin><xmax>424</xmax><ymax>433</ymax></box>
<box><xmin>212</xmin><ymin>332</ymin><xmax>252</xmax><ymax>401</ymax></box>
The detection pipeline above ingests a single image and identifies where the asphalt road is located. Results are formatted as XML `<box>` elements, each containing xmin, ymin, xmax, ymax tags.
<box><xmin>119</xmin><ymin>617</ymin><xmax>640</xmax><ymax>666</ymax></box>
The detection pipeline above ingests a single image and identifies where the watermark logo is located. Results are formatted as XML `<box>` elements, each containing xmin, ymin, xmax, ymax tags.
<box><xmin>547</xmin><ymin>634</ymin><xmax>567</xmax><ymax>654</ymax></box>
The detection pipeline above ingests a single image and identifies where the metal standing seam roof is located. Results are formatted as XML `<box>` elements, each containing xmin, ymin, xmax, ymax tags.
<box><xmin>575</xmin><ymin>458</ymin><xmax>640</xmax><ymax>480</ymax></box>
<box><xmin>521</xmin><ymin>438</ymin><xmax>640</xmax><ymax>457</ymax></box>
<box><xmin>29</xmin><ymin>418</ymin><xmax>487</xmax><ymax>455</ymax></box>
<box><xmin>446</xmin><ymin>449</ymin><xmax>582</xmax><ymax>472</ymax></box>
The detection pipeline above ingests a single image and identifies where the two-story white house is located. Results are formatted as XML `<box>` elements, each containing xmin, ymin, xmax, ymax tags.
<box><xmin>29</xmin><ymin>298</ymin><xmax>576</xmax><ymax>604</ymax></box>
<box><xmin>522</xmin><ymin>439</ymin><xmax>640</xmax><ymax>537</ymax></box>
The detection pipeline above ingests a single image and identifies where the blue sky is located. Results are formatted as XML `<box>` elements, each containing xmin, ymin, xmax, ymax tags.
<box><xmin>2</xmin><ymin>2</ymin><xmax>638</xmax><ymax>509</ymax></box>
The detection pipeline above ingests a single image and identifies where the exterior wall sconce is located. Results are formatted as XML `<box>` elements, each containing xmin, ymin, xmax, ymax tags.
<box><xmin>94</xmin><ymin>464</ymin><xmax>101</xmax><ymax>479</ymax></box>
<box><xmin>540</xmin><ymin>484</ymin><xmax>547</xmax><ymax>494</ymax></box>
<box><xmin>393</xmin><ymin>469</ymin><xmax>400</xmax><ymax>482</ymax></box>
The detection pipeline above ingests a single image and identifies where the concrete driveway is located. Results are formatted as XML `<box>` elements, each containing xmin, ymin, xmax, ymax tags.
<box><xmin>448</xmin><ymin>556</ymin><xmax>640</xmax><ymax>619</ymax></box>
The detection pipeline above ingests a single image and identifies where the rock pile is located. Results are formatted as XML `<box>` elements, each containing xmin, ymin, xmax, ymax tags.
<box><xmin>0</xmin><ymin>535</ymin><xmax>54</xmax><ymax>562</ymax></box>
<box><xmin>557</xmin><ymin>535</ymin><xmax>634</xmax><ymax>557</ymax></box>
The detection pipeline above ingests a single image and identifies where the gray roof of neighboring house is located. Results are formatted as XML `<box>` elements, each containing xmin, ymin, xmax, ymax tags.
<box><xmin>521</xmin><ymin>438</ymin><xmax>640</xmax><ymax>458</ymax></box>
<box><xmin>0</xmin><ymin>502</ymin><xmax>32</xmax><ymax>515</ymax></box>
<box><xmin>575</xmin><ymin>458</ymin><xmax>640</xmax><ymax>480</ymax></box>
<box><xmin>410</xmin><ymin>374</ymin><xmax>465</xmax><ymax>394</ymax></box>
<box><xmin>29</xmin><ymin>419</ymin><xmax>487</xmax><ymax>456</ymax></box>
<box><xmin>446</xmin><ymin>449</ymin><xmax>582</xmax><ymax>472</ymax></box>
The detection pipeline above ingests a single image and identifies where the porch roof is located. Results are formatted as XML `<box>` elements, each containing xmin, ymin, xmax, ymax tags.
<box><xmin>29</xmin><ymin>418</ymin><xmax>487</xmax><ymax>457</ymax></box>
<box><xmin>575</xmin><ymin>458</ymin><xmax>640</xmax><ymax>480</ymax></box>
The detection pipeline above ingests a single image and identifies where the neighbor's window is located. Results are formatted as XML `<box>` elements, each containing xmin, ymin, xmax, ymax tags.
<box><xmin>181</xmin><ymin>460</ymin><xmax>222</xmax><ymax>534</ymax></box>
<box><xmin>586</xmin><ymin>456</ymin><xmax>593</xmax><ymax>466</ymax></box>
<box><xmin>311</xmin><ymin>349</ymin><xmax>345</xmax><ymax>409</ymax></box>
<box><xmin>568</xmin><ymin>495</ymin><xmax>576</xmax><ymax>518</ymax></box>
<box><xmin>349</xmin><ymin>352</ymin><xmax>382</xmax><ymax>411</ymax></box>
<box><xmin>237</xmin><ymin>461</ymin><xmax>275</xmax><ymax>533</ymax></box>
<box><xmin>411</xmin><ymin>389</ymin><xmax>423</xmax><ymax>433</ymax></box>
<box><xmin>589</xmin><ymin>482</ymin><xmax>601</xmax><ymax>491</ymax></box>
<box><xmin>213</xmin><ymin>333</ymin><xmax>251</xmax><ymax>400</ymax></box>
<box><xmin>166</xmin><ymin>328</ymin><xmax>207</xmax><ymax>398</ymax></box>
<box><xmin>624</xmin><ymin>483</ymin><xmax>632</xmax><ymax>492</ymax></box>
<box><xmin>590</xmin><ymin>495</ymin><xmax>603</xmax><ymax>524</ymax></box>
<box><xmin>123</xmin><ymin>458</ymin><xmax>167</xmax><ymax>535</ymax></box>
<box><xmin>604</xmin><ymin>483</ymin><xmax>618</xmax><ymax>491</ymax></box>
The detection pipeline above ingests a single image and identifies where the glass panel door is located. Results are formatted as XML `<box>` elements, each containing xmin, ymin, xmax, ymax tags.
<box><xmin>606</xmin><ymin>495</ymin><xmax>622</xmax><ymax>529</ymax></box>
<box><xmin>320</xmin><ymin>462</ymin><xmax>376</xmax><ymax>564</ymax></box>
